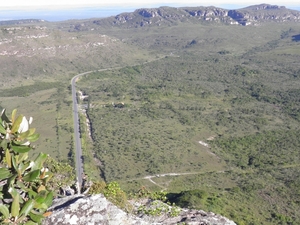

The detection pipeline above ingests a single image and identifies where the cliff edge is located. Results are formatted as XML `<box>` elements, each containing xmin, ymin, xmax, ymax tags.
<box><xmin>42</xmin><ymin>194</ymin><xmax>236</xmax><ymax>225</ymax></box>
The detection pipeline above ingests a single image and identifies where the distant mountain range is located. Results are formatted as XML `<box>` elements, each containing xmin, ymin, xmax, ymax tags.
<box><xmin>92</xmin><ymin>4</ymin><xmax>300</xmax><ymax>28</ymax></box>
<box><xmin>1</xmin><ymin>4</ymin><xmax>300</xmax><ymax>27</ymax></box>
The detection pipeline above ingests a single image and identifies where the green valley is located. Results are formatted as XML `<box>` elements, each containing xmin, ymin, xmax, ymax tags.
<box><xmin>1</xmin><ymin>4</ymin><xmax>300</xmax><ymax>224</ymax></box>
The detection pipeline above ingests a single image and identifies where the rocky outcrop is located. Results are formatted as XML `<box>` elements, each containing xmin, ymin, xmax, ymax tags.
<box><xmin>227</xmin><ymin>4</ymin><xmax>300</xmax><ymax>25</ymax></box>
<box><xmin>0</xmin><ymin>19</ymin><xmax>45</xmax><ymax>26</ymax></box>
<box><xmin>183</xmin><ymin>7</ymin><xmax>234</xmax><ymax>23</ymax></box>
<box><xmin>42</xmin><ymin>194</ymin><xmax>236</xmax><ymax>225</ymax></box>
<box><xmin>186</xmin><ymin>7</ymin><xmax>228</xmax><ymax>17</ymax></box>
<box><xmin>101</xmin><ymin>4</ymin><xmax>300</xmax><ymax>27</ymax></box>
<box><xmin>138</xmin><ymin>9</ymin><xmax>161</xmax><ymax>18</ymax></box>
<box><xmin>152</xmin><ymin>209</ymin><xmax>237</xmax><ymax>225</ymax></box>
<box><xmin>42</xmin><ymin>194</ymin><xmax>146</xmax><ymax>225</ymax></box>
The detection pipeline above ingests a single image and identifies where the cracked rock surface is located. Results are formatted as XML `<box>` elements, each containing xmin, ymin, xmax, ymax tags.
<box><xmin>42</xmin><ymin>194</ymin><xmax>236</xmax><ymax>225</ymax></box>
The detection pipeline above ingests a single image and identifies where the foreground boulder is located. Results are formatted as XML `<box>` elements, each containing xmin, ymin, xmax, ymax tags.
<box><xmin>42</xmin><ymin>194</ymin><xmax>236</xmax><ymax>225</ymax></box>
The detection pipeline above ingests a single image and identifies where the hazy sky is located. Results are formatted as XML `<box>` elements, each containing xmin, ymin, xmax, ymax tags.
<box><xmin>1</xmin><ymin>0</ymin><xmax>299</xmax><ymax>9</ymax></box>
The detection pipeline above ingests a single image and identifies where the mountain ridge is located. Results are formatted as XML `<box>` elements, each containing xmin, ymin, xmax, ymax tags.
<box><xmin>1</xmin><ymin>4</ymin><xmax>300</xmax><ymax>27</ymax></box>
<box><xmin>86</xmin><ymin>3</ymin><xmax>300</xmax><ymax>29</ymax></box>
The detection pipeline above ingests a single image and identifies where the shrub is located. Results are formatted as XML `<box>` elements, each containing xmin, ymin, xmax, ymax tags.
<box><xmin>169</xmin><ymin>189</ymin><xmax>208</xmax><ymax>209</ymax></box>
<box><xmin>89</xmin><ymin>181</ymin><xmax>130</xmax><ymax>211</ymax></box>
<box><xmin>88</xmin><ymin>180</ymin><xmax>106</xmax><ymax>195</ymax></box>
<box><xmin>0</xmin><ymin>109</ymin><xmax>53</xmax><ymax>224</ymax></box>
<box><xmin>44</xmin><ymin>157</ymin><xmax>75</xmax><ymax>194</ymax></box>
<box><xmin>132</xmin><ymin>187</ymin><xmax>181</xmax><ymax>217</ymax></box>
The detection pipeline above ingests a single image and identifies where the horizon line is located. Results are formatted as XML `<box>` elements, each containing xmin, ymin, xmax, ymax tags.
<box><xmin>1</xmin><ymin>2</ymin><xmax>300</xmax><ymax>11</ymax></box>
<box><xmin>0</xmin><ymin>4</ymin><xmax>299</xmax><ymax>22</ymax></box>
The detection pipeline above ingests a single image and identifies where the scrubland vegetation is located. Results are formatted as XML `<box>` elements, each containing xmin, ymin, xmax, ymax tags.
<box><xmin>0</xmin><ymin>14</ymin><xmax>300</xmax><ymax>224</ymax></box>
<box><xmin>76</xmin><ymin>22</ymin><xmax>300</xmax><ymax>225</ymax></box>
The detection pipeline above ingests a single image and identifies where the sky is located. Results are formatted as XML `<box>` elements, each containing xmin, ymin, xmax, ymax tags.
<box><xmin>1</xmin><ymin>0</ymin><xmax>299</xmax><ymax>9</ymax></box>
<box><xmin>0</xmin><ymin>0</ymin><xmax>299</xmax><ymax>21</ymax></box>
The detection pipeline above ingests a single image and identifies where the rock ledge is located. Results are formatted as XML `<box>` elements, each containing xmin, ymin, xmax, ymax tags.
<box><xmin>42</xmin><ymin>194</ymin><xmax>236</xmax><ymax>225</ymax></box>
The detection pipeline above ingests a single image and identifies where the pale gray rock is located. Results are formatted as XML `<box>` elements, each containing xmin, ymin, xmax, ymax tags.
<box><xmin>43</xmin><ymin>194</ymin><xmax>236</xmax><ymax>225</ymax></box>
<box><xmin>43</xmin><ymin>194</ymin><xmax>149</xmax><ymax>225</ymax></box>
<box><xmin>108</xmin><ymin>4</ymin><xmax>300</xmax><ymax>28</ymax></box>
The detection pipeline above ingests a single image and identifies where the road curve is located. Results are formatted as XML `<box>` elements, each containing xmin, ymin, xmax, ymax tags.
<box><xmin>70</xmin><ymin>57</ymin><xmax>168</xmax><ymax>192</ymax></box>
